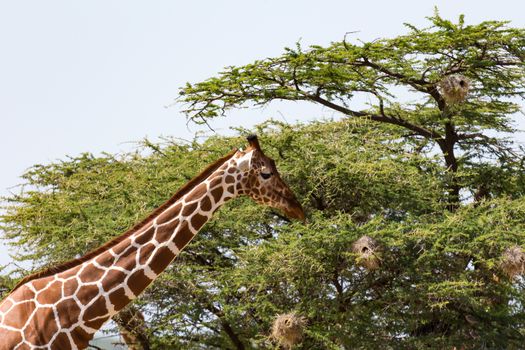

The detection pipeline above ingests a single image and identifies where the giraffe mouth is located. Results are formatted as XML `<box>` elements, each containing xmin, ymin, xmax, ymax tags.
<box><xmin>283</xmin><ymin>205</ymin><xmax>306</xmax><ymax>222</ymax></box>
<box><xmin>276</xmin><ymin>193</ymin><xmax>305</xmax><ymax>222</ymax></box>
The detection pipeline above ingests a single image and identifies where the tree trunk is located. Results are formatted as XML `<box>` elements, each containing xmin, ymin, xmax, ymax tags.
<box><xmin>439</xmin><ymin>122</ymin><xmax>460</xmax><ymax>211</ymax></box>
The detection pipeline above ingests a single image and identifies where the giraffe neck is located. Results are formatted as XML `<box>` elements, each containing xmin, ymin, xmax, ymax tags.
<box><xmin>95</xmin><ymin>159</ymin><xmax>239</xmax><ymax>310</ymax></box>
<box><xmin>0</xmin><ymin>156</ymin><xmax>242</xmax><ymax>349</ymax></box>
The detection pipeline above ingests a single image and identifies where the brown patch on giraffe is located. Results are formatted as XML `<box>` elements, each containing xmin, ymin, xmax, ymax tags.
<box><xmin>115</xmin><ymin>246</ymin><xmax>138</xmax><ymax>271</ymax></box>
<box><xmin>51</xmin><ymin>332</ymin><xmax>72</xmax><ymax>350</ymax></box>
<box><xmin>0</xmin><ymin>298</ymin><xmax>13</xmax><ymax>313</ymax></box>
<box><xmin>14</xmin><ymin>343</ymin><xmax>30</xmax><ymax>350</ymax></box>
<box><xmin>109</xmin><ymin>288</ymin><xmax>131</xmax><ymax>312</ymax></box>
<box><xmin>182</xmin><ymin>202</ymin><xmax>198</xmax><ymax>217</ymax></box>
<box><xmin>225</xmin><ymin>175</ymin><xmax>235</xmax><ymax>184</ymax></box>
<box><xmin>209</xmin><ymin>176</ymin><xmax>222</xmax><ymax>189</ymax></box>
<box><xmin>83</xmin><ymin>296</ymin><xmax>108</xmax><ymax>321</ymax></box>
<box><xmin>150</xmin><ymin>246</ymin><xmax>176</xmax><ymax>275</ymax></box>
<box><xmin>84</xmin><ymin>315</ymin><xmax>110</xmax><ymax>330</ymax></box>
<box><xmin>227</xmin><ymin>185</ymin><xmax>235</xmax><ymax>194</ymax></box>
<box><xmin>36</xmin><ymin>280</ymin><xmax>63</xmax><ymax>305</ymax></box>
<box><xmin>29</xmin><ymin>277</ymin><xmax>52</xmax><ymax>294</ymax></box>
<box><xmin>79</xmin><ymin>264</ymin><xmax>105</xmax><ymax>284</ymax></box>
<box><xmin>77</xmin><ymin>284</ymin><xmax>100</xmax><ymax>306</ymax></box>
<box><xmin>155</xmin><ymin>219</ymin><xmax>179</xmax><ymax>243</ymax></box>
<box><xmin>211</xmin><ymin>187</ymin><xmax>223</xmax><ymax>203</ymax></box>
<box><xmin>112</xmin><ymin>238</ymin><xmax>132</xmax><ymax>256</ymax></box>
<box><xmin>4</xmin><ymin>301</ymin><xmax>36</xmax><ymax>328</ymax></box>
<box><xmin>228</xmin><ymin>167</ymin><xmax>236</xmax><ymax>174</ymax></box>
<box><xmin>101</xmin><ymin>269</ymin><xmax>128</xmax><ymax>292</ymax></box>
<box><xmin>11</xmin><ymin>285</ymin><xmax>35</xmax><ymax>303</ymax></box>
<box><xmin>135</xmin><ymin>225</ymin><xmax>156</xmax><ymax>245</ymax></box>
<box><xmin>63</xmin><ymin>278</ymin><xmax>79</xmax><ymax>297</ymax></box>
<box><xmin>191</xmin><ymin>213</ymin><xmax>208</xmax><ymax>231</ymax></box>
<box><xmin>156</xmin><ymin>203</ymin><xmax>182</xmax><ymax>225</ymax></box>
<box><xmin>128</xmin><ymin>270</ymin><xmax>152</xmax><ymax>296</ymax></box>
<box><xmin>56</xmin><ymin>298</ymin><xmax>81</xmax><ymax>328</ymax></box>
<box><xmin>187</xmin><ymin>182</ymin><xmax>208</xmax><ymax>201</ymax></box>
<box><xmin>200</xmin><ymin>195</ymin><xmax>212</xmax><ymax>211</ymax></box>
<box><xmin>95</xmin><ymin>251</ymin><xmax>116</xmax><ymax>268</ymax></box>
<box><xmin>139</xmin><ymin>243</ymin><xmax>156</xmax><ymax>265</ymax></box>
<box><xmin>0</xmin><ymin>328</ymin><xmax>22</xmax><ymax>348</ymax></box>
<box><xmin>59</xmin><ymin>265</ymin><xmax>81</xmax><ymax>280</ymax></box>
<box><xmin>173</xmin><ymin>221</ymin><xmax>194</xmax><ymax>249</ymax></box>
<box><xmin>71</xmin><ymin>326</ymin><xmax>93</xmax><ymax>349</ymax></box>
<box><xmin>24</xmin><ymin>306</ymin><xmax>57</xmax><ymax>344</ymax></box>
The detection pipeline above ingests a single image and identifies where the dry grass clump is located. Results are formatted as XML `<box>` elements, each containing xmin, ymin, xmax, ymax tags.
<box><xmin>271</xmin><ymin>313</ymin><xmax>306</xmax><ymax>349</ymax></box>
<box><xmin>500</xmin><ymin>246</ymin><xmax>525</xmax><ymax>278</ymax></box>
<box><xmin>352</xmin><ymin>235</ymin><xmax>382</xmax><ymax>270</ymax></box>
<box><xmin>439</xmin><ymin>74</ymin><xmax>470</xmax><ymax>104</ymax></box>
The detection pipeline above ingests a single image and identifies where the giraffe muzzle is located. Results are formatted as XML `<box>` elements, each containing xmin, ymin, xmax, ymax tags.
<box><xmin>283</xmin><ymin>198</ymin><xmax>306</xmax><ymax>222</ymax></box>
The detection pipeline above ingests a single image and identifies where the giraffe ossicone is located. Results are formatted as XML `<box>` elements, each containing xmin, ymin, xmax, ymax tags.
<box><xmin>0</xmin><ymin>135</ymin><xmax>304</xmax><ymax>350</ymax></box>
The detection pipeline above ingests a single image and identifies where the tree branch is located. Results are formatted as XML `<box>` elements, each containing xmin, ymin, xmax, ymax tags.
<box><xmin>355</xmin><ymin>58</ymin><xmax>446</xmax><ymax>110</ymax></box>
<box><xmin>307</xmin><ymin>94</ymin><xmax>442</xmax><ymax>140</ymax></box>
<box><xmin>204</xmin><ymin>303</ymin><xmax>246</xmax><ymax>350</ymax></box>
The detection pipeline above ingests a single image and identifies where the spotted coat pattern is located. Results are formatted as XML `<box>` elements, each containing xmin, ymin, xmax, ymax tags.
<box><xmin>0</xmin><ymin>139</ymin><xmax>304</xmax><ymax>350</ymax></box>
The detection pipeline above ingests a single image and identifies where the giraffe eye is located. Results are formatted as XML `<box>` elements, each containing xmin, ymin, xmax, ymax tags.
<box><xmin>260</xmin><ymin>172</ymin><xmax>273</xmax><ymax>180</ymax></box>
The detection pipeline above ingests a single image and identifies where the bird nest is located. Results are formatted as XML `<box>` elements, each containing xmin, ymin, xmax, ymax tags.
<box><xmin>351</xmin><ymin>235</ymin><xmax>382</xmax><ymax>270</ymax></box>
<box><xmin>439</xmin><ymin>74</ymin><xmax>470</xmax><ymax>104</ymax></box>
<box><xmin>500</xmin><ymin>246</ymin><xmax>525</xmax><ymax>279</ymax></box>
<box><xmin>271</xmin><ymin>313</ymin><xmax>306</xmax><ymax>349</ymax></box>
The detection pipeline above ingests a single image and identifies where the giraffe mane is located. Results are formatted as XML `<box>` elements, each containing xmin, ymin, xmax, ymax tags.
<box><xmin>11</xmin><ymin>148</ymin><xmax>238</xmax><ymax>292</ymax></box>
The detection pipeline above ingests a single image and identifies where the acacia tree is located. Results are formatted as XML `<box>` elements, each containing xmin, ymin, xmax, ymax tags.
<box><xmin>3</xmin><ymin>118</ymin><xmax>525</xmax><ymax>348</ymax></box>
<box><xmin>2</xmin><ymin>11</ymin><xmax>525</xmax><ymax>350</ymax></box>
<box><xmin>179</xmin><ymin>11</ymin><xmax>525</xmax><ymax>208</ymax></box>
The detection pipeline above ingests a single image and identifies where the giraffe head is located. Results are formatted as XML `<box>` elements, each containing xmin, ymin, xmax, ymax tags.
<box><xmin>233</xmin><ymin>135</ymin><xmax>305</xmax><ymax>221</ymax></box>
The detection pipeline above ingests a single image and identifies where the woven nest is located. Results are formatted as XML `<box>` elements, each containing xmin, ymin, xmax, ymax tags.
<box><xmin>271</xmin><ymin>313</ymin><xmax>306</xmax><ymax>349</ymax></box>
<box><xmin>500</xmin><ymin>246</ymin><xmax>525</xmax><ymax>278</ymax></box>
<box><xmin>439</xmin><ymin>75</ymin><xmax>470</xmax><ymax>104</ymax></box>
<box><xmin>351</xmin><ymin>235</ymin><xmax>381</xmax><ymax>270</ymax></box>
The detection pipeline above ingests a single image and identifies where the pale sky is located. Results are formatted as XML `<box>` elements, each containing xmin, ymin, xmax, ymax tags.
<box><xmin>1</xmin><ymin>0</ymin><xmax>524</xmax><ymax>267</ymax></box>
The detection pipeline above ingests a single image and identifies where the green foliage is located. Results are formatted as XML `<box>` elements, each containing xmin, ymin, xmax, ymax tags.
<box><xmin>3</xmin><ymin>118</ymin><xmax>525</xmax><ymax>348</ymax></box>
<box><xmin>180</xmin><ymin>12</ymin><xmax>524</xmax><ymax>138</ymax></box>
<box><xmin>2</xmin><ymin>11</ymin><xmax>525</xmax><ymax>349</ymax></box>
<box><xmin>179</xmin><ymin>11</ymin><xmax>525</xmax><ymax>207</ymax></box>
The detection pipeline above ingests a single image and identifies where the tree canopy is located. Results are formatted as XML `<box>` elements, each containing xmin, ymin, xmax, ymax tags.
<box><xmin>2</xmin><ymin>11</ymin><xmax>525</xmax><ymax>349</ymax></box>
<box><xmin>179</xmin><ymin>11</ymin><xmax>525</xmax><ymax>208</ymax></box>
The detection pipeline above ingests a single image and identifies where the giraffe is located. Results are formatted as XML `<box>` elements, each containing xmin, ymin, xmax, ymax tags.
<box><xmin>0</xmin><ymin>135</ymin><xmax>305</xmax><ymax>350</ymax></box>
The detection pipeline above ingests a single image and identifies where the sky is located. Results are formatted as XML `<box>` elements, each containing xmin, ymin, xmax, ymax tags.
<box><xmin>0</xmin><ymin>0</ymin><xmax>524</xmax><ymax>267</ymax></box>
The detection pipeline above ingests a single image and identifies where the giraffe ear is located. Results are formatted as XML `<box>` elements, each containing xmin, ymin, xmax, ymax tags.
<box><xmin>237</xmin><ymin>151</ymin><xmax>252</xmax><ymax>172</ymax></box>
